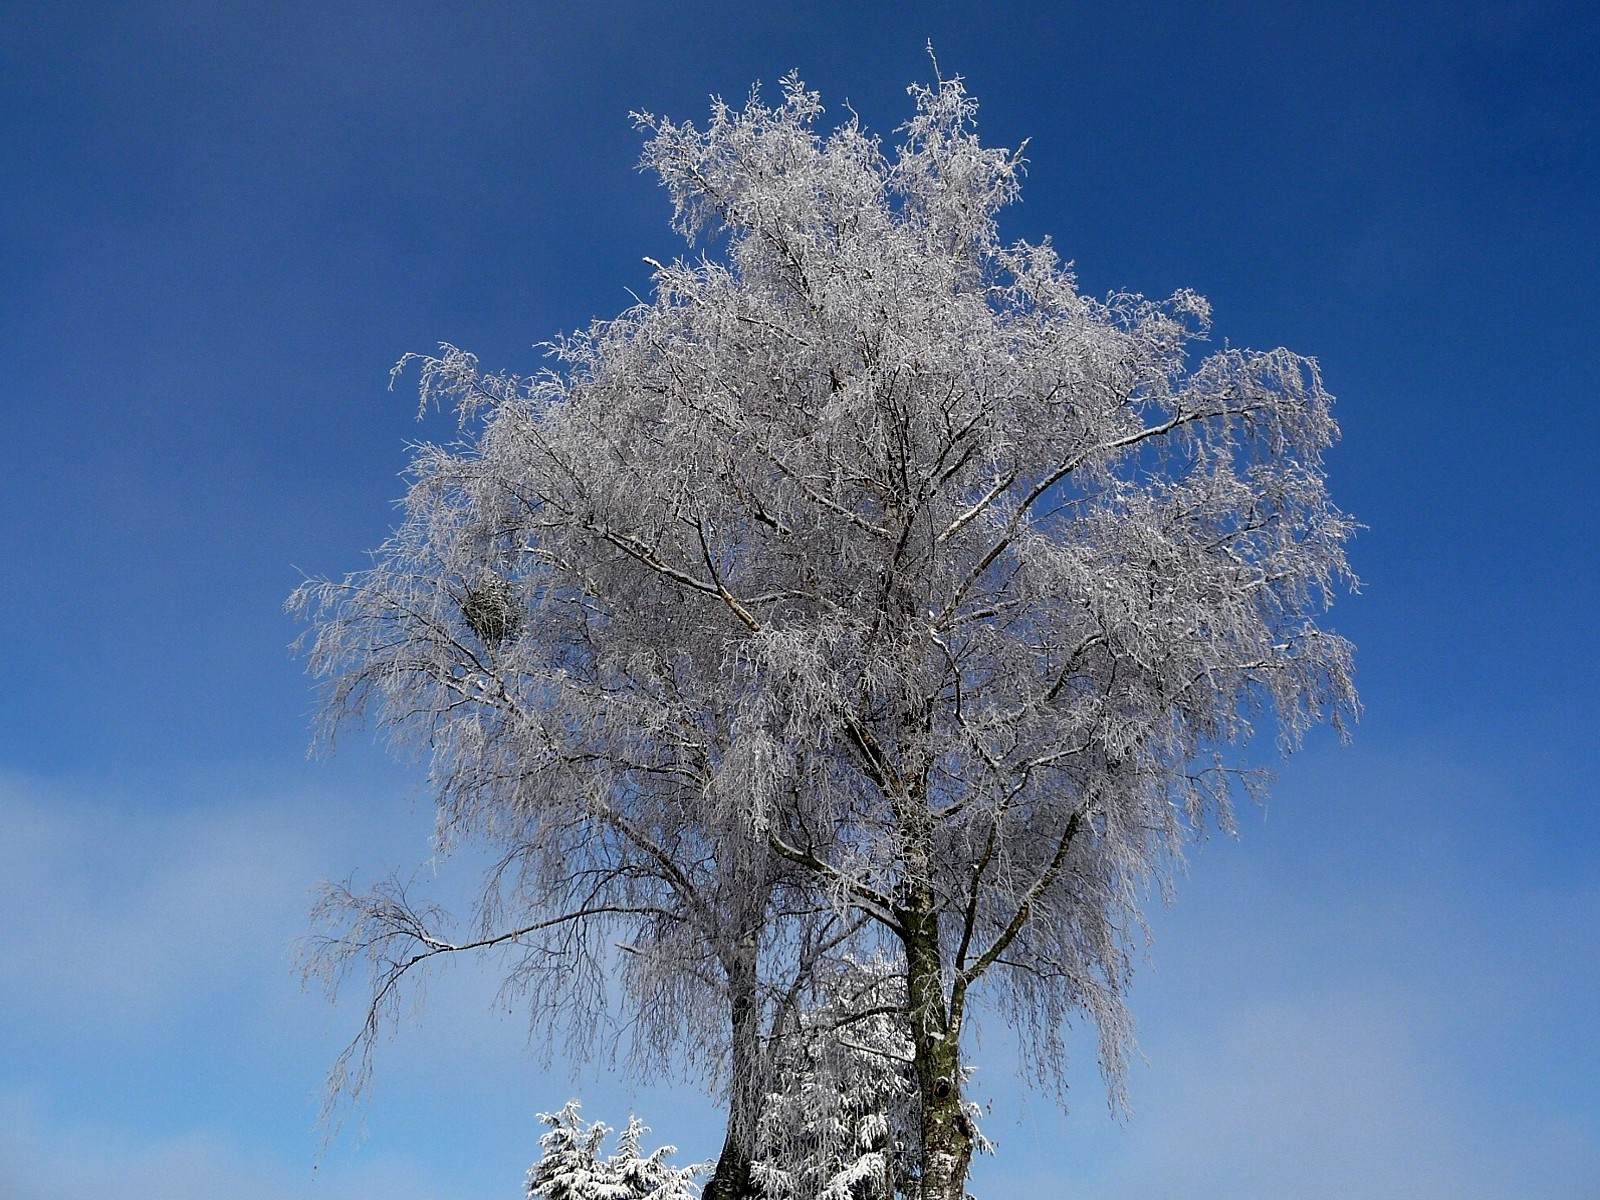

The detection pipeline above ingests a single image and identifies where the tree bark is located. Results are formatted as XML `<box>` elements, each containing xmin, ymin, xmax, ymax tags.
<box><xmin>903</xmin><ymin>908</ymin><xmax>974</xmax><ymax>1200</ymax></box>
<box><xmin>705</xmin><ymin>1135</ymin><xmax>757</xmax><ymax>1200</ymax></box>
<box><xmin>890</xmin><ymin>699</ymin><xmax>975</xmax><ymax>1200</ymax></box>
<box><xmin>704</xmin><ymin>935</ymin><xmax>765</xmax><ymax>1200</ymax></box>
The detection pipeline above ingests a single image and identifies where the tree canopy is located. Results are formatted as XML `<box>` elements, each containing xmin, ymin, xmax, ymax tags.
<box><xmin>295</xmin><ymin>64</ymin><xmax>1355</xmax><ymax>1200</ymax></box>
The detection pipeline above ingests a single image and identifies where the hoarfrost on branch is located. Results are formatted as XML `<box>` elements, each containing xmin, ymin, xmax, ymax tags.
<box><xmin>293</xmin><ymin>63</ymin><xmax>1356</xmax><ymax>1200</ymax></box>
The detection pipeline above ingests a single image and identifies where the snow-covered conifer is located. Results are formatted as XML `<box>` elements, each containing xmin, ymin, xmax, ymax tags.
<box><xmin>756</xmin><ymin>956</ymin><xmax>991</xmax><ymax>1200</ymax></box>
<box><xmin>755</xmin><ymin>957</ymin><xmax>915</xmax><ymax>1200</ymax></box>
<box><xmin>527</xmin><ymin>1102</ymin><xmax>701</xmax><ymax>1200</ymax></box>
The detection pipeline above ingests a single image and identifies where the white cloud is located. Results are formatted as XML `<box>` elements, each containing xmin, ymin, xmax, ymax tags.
<box><xmin>965</xmin><ymin>751</ymin><xmax>1600</xmax><ymax>1200</ymax></box>
<box><xmin>5</xmin><ymin>748</ymin><xmax>1595</xmax><ymax>1199</ymax></box>
<box><xmin>976</xmin><ymin>977</ymin><xmax>1600</xmax><ymax>1199</ymax></box>
<box><xmin>1121</xmin><ymin>989</ymin><xmax>1595</xmax><ymax>1199</ymax></box>
<box><xmin>0</xmin><ymin>1088</ymin><xmax>473</xmax><ymax>1200</ymax></box>
<box><xmin>0</xmin><ymin>771</ymin><xmax>362</xmax><ymax>1030</ymax></box>
<box><xmin>0</xmin><ymin>767</ymin><xmax>725</xmax><ymax>1198</ymax></box>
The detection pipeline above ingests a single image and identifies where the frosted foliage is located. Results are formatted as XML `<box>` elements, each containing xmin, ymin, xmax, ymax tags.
<box><xmin>754</xmin><ymin>958</ymin><xmax>987</xmax><ymax>1200</ymax></box>
<box><xmin>528</xmin><ymin>1103</ymin><xmax>701</xmax><ymax>1200</ymax></box>
<box><xmin>293</xmin><ymin>65</ymin><xmax>1355</xmax><ymax>1199</ymax></box>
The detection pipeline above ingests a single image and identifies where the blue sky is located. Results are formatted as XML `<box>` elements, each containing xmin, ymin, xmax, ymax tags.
<box><xmin>2</xmin><ymin>2</ymin><xmax>1596</xmax><ymax>1196</ymax></box>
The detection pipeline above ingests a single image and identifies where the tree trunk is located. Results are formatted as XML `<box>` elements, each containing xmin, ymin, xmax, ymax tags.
<box><xmin>704</xmin><ymin>936</ymin><xmax>765</xmax><ymax>1200</ymax></box>
<box><xmin>903</xmin><ymin>908</ymin><xmax>974</xmax><ymax>1200</ymax></box>
<box><xmin>892</xmin><ymin>707</ymin><xmax>974</xmax><ymax>1200</ymax></box>
<box><xmin>705</xmin><ymin>1135</ymin><xmax>757</xmax><ymax>1200</ymax></box>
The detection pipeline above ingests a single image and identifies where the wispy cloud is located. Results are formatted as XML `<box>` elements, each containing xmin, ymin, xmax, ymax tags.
<box><xmin>1086</xmin><ymin>987</ymin><xmax>1600</xmax><ymax>1199</ymax></box>
<box><xmin>0</xmin><ymin>768</ymin><xmax>725</xmax><ymax>1197</ymax></box>
<box><xmin>980</xmin><ymin>973</ymin><xmax>1600</xmax><ymax>1200</ymax></box>
<box><xmin>970</xmin><ymin>750</ymin><xmax>1600</xmax><ymax>1198</ymax></box>
<box><xmin>0</xmin><ymin>773</ymin><xmax>331</xmax><ymax>1031</ymax></box>
<box><xmin>0</xmin><ymin>1088</ymin><xmax>472</xmax><ymax>1200</ymax></box>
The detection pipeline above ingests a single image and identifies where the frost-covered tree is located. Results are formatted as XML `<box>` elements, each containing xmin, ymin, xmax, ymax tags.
<box><xmin>528</xmin><ymin>1102</ymin><xmax>702</xmax><ymax>1200</ymax></box>
<box><xmin>296</xmin><ymin>62</ymin><xmax>1355</xmax><ymax>1200</ymax></box>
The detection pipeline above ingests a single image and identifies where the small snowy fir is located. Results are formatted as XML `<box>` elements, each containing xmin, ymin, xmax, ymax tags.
<box><xmin>527</xmin><ymin>1102</ymin><xmax>701</xmax><ymax>1200</ymax></box>
<box><xmin>754</xmin><ymin>957</ymin><xmax>991</xmax><ymax>1200</ymax></box>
